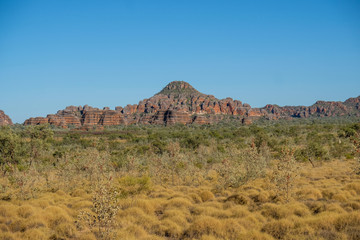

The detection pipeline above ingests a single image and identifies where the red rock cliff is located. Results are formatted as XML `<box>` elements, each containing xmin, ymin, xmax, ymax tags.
<box><xmin>0</xmin><ymin>110</ymin><xmax>13</xmax><ymax>126</ymax></box>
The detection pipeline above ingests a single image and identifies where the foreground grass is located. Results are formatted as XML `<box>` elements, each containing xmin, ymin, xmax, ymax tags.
<box><xmin>0</xmin><ymin>159</ymin><xmax>359</xmax><ymax>240</ymax></box>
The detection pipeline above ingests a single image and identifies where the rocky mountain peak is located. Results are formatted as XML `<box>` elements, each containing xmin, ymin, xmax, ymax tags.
<box><xmin>156</xmin><ymin>81</ymin><xmax>202</xmax><ymax>97</ymax></box>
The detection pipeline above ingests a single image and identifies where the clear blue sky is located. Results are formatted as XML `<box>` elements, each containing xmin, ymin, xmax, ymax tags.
<box><xmin>1</xmin><ymin>0</ymin><xmax>359</xmax><ymax>123</ymax></box>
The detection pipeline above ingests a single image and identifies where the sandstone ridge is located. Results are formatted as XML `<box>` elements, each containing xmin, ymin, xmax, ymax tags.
<box><xmin>23</xmin><ymin>81</ymin><xmax>360</xmax><ymax>127</ymax></box>
<box><xmin>0</xmin><ymin>110</ymin><xmax>13</xmax><ymax>126</ymax></box>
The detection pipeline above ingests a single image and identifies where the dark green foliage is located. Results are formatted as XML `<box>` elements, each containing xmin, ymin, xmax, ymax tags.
<box><xmin>181</xmin><ymin>136</ymin><xmax>202</xmax><ymax>150</ymax></box>
<box><xmin>45</xmin><ymin>122</ymin><xmax>360</xmax><ymax>163</ymax></box>
<box><xmin>339</xmin><ymin>123</ymin><xmax>360</xmax><ymax>138</ymax></box>
<box><xmin>63</xmin><ymin>133</ymin><xmax>81</xmax><ymax>145</ymax></box>
<box><xmin>25</xmin><ymin>125</ymin><xmax>54</xmax><ymax>166</ymax></box>
<box><xmin>151</xmin><ymin>140</ymin><xmax>167</xmax><ymax>154</ymax></box>
<box><xmin>1</xmin><ymin>120</ymin><xmax>358</xmax><ymax>182</ymax></box>
<box><xmin>25</xmin><ymin>125</ymin><xmax>54</xmax><ymax>141</ymax></box>
<box><xmin>0</xmin><ymin>127</ymin><xmax>21</xmax><ymax>172</ymax></box>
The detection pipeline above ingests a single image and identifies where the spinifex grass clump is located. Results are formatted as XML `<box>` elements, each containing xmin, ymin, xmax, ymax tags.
<box><xmin>117</xmin><ymin>175</ymin><xmax>151</xmax><ymax>198</ymax></box>
<box><xmin>0</xmin><ymin>122</ymin><xmax>359</xmax><ymax>239</ymax></box>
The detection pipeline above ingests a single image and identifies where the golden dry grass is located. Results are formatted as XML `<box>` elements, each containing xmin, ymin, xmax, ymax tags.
<box><xmin>0</xmin><ymin>159</ymin><xmax>359</xmax><ymax>239</ymax></box>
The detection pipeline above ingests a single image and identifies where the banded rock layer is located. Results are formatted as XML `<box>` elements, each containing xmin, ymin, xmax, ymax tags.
<box><xmin>23</xmin><ymin>81</ymin><xmax>360</xmax><ymax>127</ymax></box>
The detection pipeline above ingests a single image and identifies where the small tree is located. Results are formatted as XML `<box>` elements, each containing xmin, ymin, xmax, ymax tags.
<box><xmin>215</xmin><ymin>144</ymin><xmax>269</xmax><ymax>189</ymax></box>
<box><xmin>240</xmin><ymin>143</ymin><xmax>269</xmax><ymax>183</ymax></box>
<box><xmin>25</xmin><ymin>125</ymin><xmax>53</xmax><ymax>166</ymax></box>
<box><xmin>352</xmin><ymin>131</ymin><xmax>360</xmax><ymax>174</ymax></box>
<box><xmin>0</xmin><ymin>127</ymin><xmax>21</xmax><ymax>175</ymax></box>
<box><xmin>77</xmin><ymin>182</ymin><xmax>119</xmax><ymax>240</ymax></box>
<box><xmin>270</xmin><ymin>148</ymin><xmax>299</xmax><ymax>202</ymax></box>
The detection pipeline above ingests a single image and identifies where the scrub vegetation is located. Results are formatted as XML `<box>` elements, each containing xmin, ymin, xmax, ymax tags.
<box><xmin>0</xmin><ymin>120</ymin><xmax>360</xmax><ymax>239</ymax></box>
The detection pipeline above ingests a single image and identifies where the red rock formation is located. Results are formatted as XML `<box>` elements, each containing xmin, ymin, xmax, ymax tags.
<box><xmin>134</xmin><ymin>81</ymin><xmax>251</xmax><ymax>120</ymax></box>
<box><xmin>344</xmin><ymin>96</ymin><xmax>360</xmax><ymax>112</ymax></box>
<box><xmin>0</xmin><ymin>110</ymin><xmax>13</xmax><ymax>126</ymax></box>
<box><xmin>256</xmin><ymin>97</ymin><xmax>360</xmax><ymax>120</ymax></box>
<box><xmin>22</xmin><ymin>82</ymin><xmax>360</xmax><ymax>127</ymax></box>
<box><xmin>81</xmin><ymin>110</ymin><xmax>103</xmax><ymax>126</ymax></box>
<box><xmin>192</xmin><ymin>115</ymin><xmax>211</xmax><ymax>124</ymax></box>
<box><xmin>23</xmin><ymin>117</ymin><xmax>48</xmax><ymax>125</ymax></box>
<box><xmin>47</xmin><ymin>114</ymin><xmax>67</xmax><ymax>127</ymax></box>
<box><xmin>100</xmin><ymin>111</ymin><xmax>124</xmax><ymax>126</ymax></box>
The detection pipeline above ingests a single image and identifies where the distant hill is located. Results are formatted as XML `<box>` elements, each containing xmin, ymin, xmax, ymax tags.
<box><xmin>21</xmin><ymin>81</ymin><xmax>360</xmax><ymax>128</ymax></box>
<box><xmin>0</xmin><ymin>110</ymin><xmax>13</xmax><ymax>126</ymax></box>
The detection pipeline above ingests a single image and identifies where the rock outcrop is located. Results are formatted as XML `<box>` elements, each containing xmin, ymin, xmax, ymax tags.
<box><xmin>0</xmin><ymin>110</ymin><xmax>13</xmax><ymax>126</ymax></box>
<box><xmin>23</xmin><ymin>105</ymin><xmax>125</xmax><ymax>128</ymax></box>
<box><xmin>22</xmin><ymin>81</ymin><xmax>360</xmax><ymax>127</ymax></box>
<box><xmin>133</xmin><ymin>81</ymin><xmax>252</xmax><ymax>125</ymax></box>
<box><xmin>257</xmin><ymin>97</ymin><xmax>360</xmax><ymax>120</ymax></box>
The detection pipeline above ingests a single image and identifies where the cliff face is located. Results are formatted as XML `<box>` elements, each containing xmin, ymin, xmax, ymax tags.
<box><xmin>0</xmin><ymin>110</ymin><xmax>13</xmax><ymax>126</ymax></box>
<box><xmin>22</xmin><ymin>81</ymin><xmax>360</xmax><ymax>127</ymax></box>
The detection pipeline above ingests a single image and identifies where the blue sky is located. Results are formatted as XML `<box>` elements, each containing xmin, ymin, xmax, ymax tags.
<box><xmin>0</xmin><ymin>0</ymin><xmax>359</xmax><ymax>123</ymax></box>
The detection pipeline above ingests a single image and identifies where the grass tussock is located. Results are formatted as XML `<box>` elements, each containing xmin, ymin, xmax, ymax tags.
<box><xmin>0</xmin><ymin>158</ymin><xmax>359</xmax><ymax>239</ymax></box>
<box><xmin>0</xmin><ymin>123</ymin><xmax>360</xmax><ymax>239</ymax></box>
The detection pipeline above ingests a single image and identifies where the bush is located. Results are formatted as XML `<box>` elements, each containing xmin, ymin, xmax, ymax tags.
<box><xmin>0</xmin><ymin>127</ymin><xmax>22</xmax><ymax>174</ymax></box>
<box><xmin>77</xmin><ymin>184</ymin><xmax>119</xmax><ymax>239</ymax></box>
